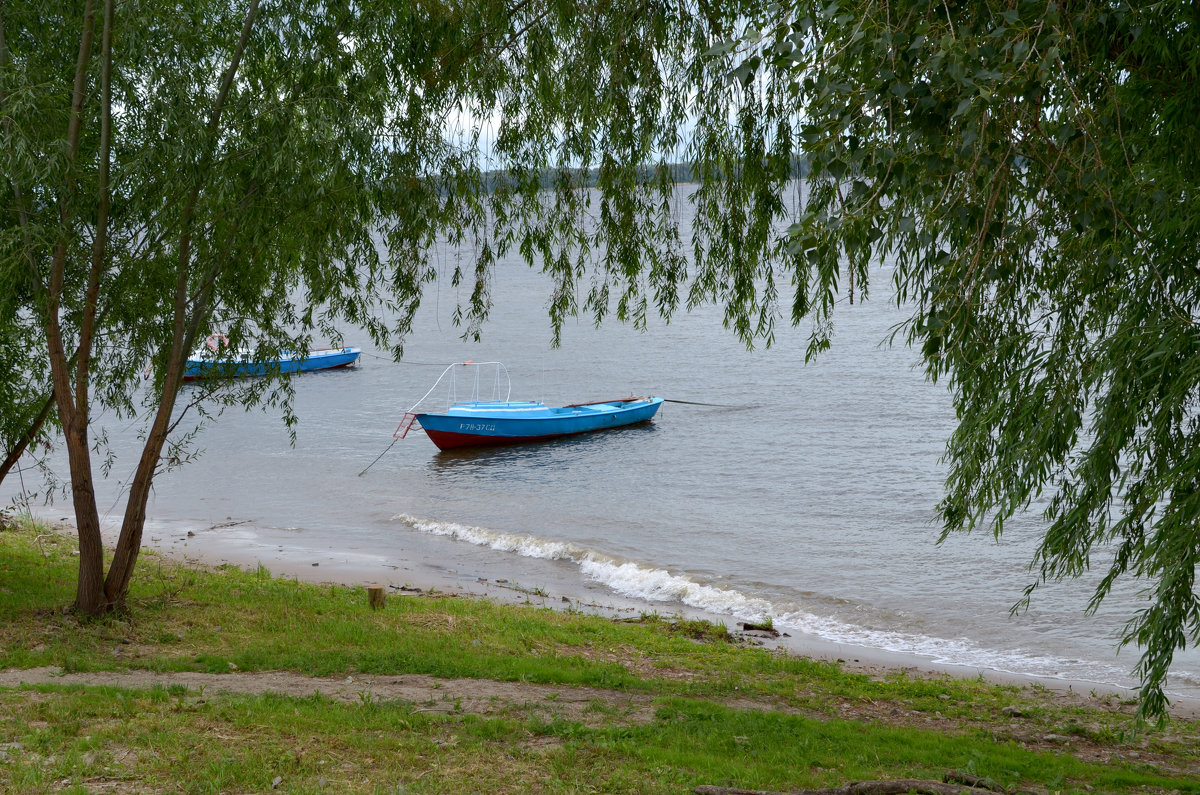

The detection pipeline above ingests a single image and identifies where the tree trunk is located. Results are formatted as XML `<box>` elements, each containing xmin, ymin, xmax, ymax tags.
<box><xmin>63</xmin><ymin>415</ymin><xmax>106</xmax><ymax>615</ymax></box>
<box><xmin>43</xmin><ymin>0</ymin><xmax>103</xmax><ymax>615</ymax></box>
<box><xmin>104</xmin><ymin>0</ymin><xmax>260</xmax><ymax>608</ymax></box>
<box><xmin>103</xmin><ymin>384</ymin><xmax>181</xmax><ymax>607</ymax></box>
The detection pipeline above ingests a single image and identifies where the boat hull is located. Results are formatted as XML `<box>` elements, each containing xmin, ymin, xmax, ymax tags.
<box><xmin>184</xmin><ymin>347</ymin><xmax>361</xmax><ymax>381</ymax></box>
<box><xmin>415</xmin><ymin>397</ymin><xmax>663</xmax><ymax>451</ymax></box>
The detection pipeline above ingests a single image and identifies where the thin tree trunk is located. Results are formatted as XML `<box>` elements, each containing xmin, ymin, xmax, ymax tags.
<box><xmin>104</xmin><ymin>0</ymin><xmax>261</xmax><ymax>606</ymax></box>
<box><xmin>45</xmin><ymin>0</ymin><xmax>102</xmax><ymax>615</ymax></box>
<box><xmin>76</xmin><ymin>0</ymin><xmax>114</xmax><ymax>413</ymax></box>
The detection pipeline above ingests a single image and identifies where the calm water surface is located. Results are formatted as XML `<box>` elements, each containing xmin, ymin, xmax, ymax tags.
<box><xmin>11</xmin><ymin>217</ymin><xmax>1200</xmax><ymax>705</ymax></box>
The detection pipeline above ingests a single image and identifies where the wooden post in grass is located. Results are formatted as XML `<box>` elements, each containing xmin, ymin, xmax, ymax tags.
<box><xmin>367</xmin><ymin>585</ymin><xmax>386</xmax><ymax>610</ymax></box>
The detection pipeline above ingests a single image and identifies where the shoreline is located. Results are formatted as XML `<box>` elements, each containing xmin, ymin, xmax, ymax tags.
<box><xmin>123</xmin><ymin>512</ymin><xmax>1200</xmax><ymax>719</ymax></box>
<box><xmin>19</xmin><ymin>504</ymin><xmax>1199</xmax><ymax>719</ymax></box>
<box><xmin>12</xmin><ymin>512</ymin><xmax>1200</xmax><ymax>793</ymax></box>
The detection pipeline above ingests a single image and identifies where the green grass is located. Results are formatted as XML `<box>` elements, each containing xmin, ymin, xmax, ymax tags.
<box><xmin>2</xmin><ymin>514</ymin><xmax>1199</xmax><ymax>793</ymax></box>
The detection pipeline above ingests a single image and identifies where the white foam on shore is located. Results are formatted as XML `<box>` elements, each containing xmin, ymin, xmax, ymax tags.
<box><xmin>393</xmin><ymin>512</ymin><xmax>1140</xmax><ymax>692</ymax></box>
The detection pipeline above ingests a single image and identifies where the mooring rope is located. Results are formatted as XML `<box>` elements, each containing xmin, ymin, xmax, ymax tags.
<box><xmin>358</xmin><ymin>437</ymin><xmax>399</xmax><ymax>477</ymax></box>
<box><xmin>663</xmin><ymin>398</ymin><xmax>747</xmax><ymax>408</ymax></box>
<box><xmin>359</xmin><ymin>352</ymin><xmax>448</xmax><ymax>365</ymax></box>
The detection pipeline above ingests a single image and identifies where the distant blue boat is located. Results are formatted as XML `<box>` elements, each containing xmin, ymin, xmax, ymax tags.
<box><xmin>396</xmin><ymin>362</ymin><xmax>662</xmax><ymax>450</ymax></box>
<box><xmin>184</xmin><ymin>334</ymin><xmax>361</xmax><ymax>381</ymax></box>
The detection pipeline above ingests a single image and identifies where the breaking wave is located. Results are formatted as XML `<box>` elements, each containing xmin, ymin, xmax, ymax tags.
<box><xmin>392</xmin><ymin>512</ymin><xmax>1140</xmax><ymax>692</ymax></box>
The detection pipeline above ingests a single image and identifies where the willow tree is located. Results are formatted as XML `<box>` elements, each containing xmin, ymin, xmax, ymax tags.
<box><xmin>0</xmin><ymin>0</ymin><xmax>703</xmax><ymax>616</ymax></box>
<box><xmin>669</xmin><ymin>1</ymin><xmax>1200</xmax><ymax>721</ymax></box>
<box><xmin>477</xmin><ymin>0</ymin><xmax>1200</xmax><ymax>720</ymax></box>
<box><xmin>6</xmin><ymin>0</ymin><xmax>1198</xmax><ymax>720</ymax></box>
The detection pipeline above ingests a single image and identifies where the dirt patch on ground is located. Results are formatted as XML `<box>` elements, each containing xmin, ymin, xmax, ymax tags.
<box><xmin>0</xmin><ymin>666</ymin><xmax>657</xmax><ymax>727</ymax></box>
<box><xmin>5</xmin><ymin>664</ymin><xmax>1200</xmax><ymax>781</ymax></box>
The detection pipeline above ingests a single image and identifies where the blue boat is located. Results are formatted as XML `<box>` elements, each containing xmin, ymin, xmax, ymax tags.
<box><xmin>184</xmin><ymin>334</ymin><xmax>361</xmax><ymax>381</ymax></box>
<box><xmin>395</xmin><ymin>362</ymin><xmax>663</xmax><ymax>450</ymax></box>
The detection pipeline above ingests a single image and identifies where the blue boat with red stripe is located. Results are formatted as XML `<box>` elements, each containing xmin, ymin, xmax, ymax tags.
<box><xmin>395</xmin><ymin>362</ymin><xmax>663</xmax><ymax>451</ymax></box>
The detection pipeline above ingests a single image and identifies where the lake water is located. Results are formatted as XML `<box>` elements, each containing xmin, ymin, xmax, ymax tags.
<box><xmin>8</xmin><ymin>203</ymin><xmax>1200</xmax><ymax>707</ymax></box>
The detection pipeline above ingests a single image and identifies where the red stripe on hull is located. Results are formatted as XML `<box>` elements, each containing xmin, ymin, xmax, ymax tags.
<box><xmin>421</xmin><ymin>419</ymin><xmax>655</xmax><ymax>451</ymax></box>
<box><xmin>421</xmin><ymin>429</ymin><xmax>564</xmax><ymax>451</ymax></box>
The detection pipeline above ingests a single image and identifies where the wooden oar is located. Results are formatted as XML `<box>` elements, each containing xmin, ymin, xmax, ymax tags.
<box><xmin>561</xmin><ymin>396</ymin><xmax>650</xmax><ymax>407</ymax></box>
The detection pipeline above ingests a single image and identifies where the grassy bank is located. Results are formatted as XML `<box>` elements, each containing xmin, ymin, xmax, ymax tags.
<box><xmin>2</xmin><ymin>514</ymin><xmax>1198</xmax><ymax>794</ymax></box>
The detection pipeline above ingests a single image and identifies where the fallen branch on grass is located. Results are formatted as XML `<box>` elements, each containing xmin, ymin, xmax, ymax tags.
<box><xmin>694</xmin><ymin>769</ymin><xmax>1036</xmax><ymax>795</ymax></box>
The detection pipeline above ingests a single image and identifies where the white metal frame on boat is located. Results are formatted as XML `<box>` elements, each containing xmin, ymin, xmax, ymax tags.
<box><xmin>394</xmin><ymin>361</ymin><xmax>512</xmax><ymax>439</ymax></box>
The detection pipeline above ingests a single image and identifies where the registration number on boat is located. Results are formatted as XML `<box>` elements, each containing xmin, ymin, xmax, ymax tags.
<box><xmin>458</xmin><ymin>422</ymin><xmax>497</xmax><ymax>432</ymax></box>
